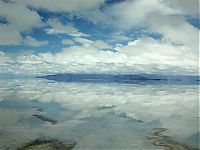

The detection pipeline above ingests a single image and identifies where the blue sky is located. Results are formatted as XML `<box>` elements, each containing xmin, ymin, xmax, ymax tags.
<box><xmin>0</xmin><ymin>0</ymin><xmax>199</xmax><ymax>75</ymax></box>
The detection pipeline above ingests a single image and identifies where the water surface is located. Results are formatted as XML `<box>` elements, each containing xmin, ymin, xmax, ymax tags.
<box><xmin>0</xmin><ymin>74</ymin><xmax>199</xmax><ymax>149</ymax></box>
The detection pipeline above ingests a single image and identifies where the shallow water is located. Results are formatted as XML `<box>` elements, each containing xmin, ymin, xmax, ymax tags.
<box><xmin>0</xmin><ymin>77</ymin><xmax>199</xmax><ymax>150</ymax></box>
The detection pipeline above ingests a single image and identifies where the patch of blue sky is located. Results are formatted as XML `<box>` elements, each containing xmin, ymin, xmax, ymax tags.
<box><xmin>186</xmin><ymin>16</ymin><xmax>200</xmax><ymax>29</ymax></box>
<box><xmin>146</xmin><ymin>32</ymin><xmax>162</xmax><ymax>40</ymax></box>
<box><xmin>37</xmin><ymin>9</ymin><xmax>73</xmax><ymax>23</ymax></box>
<box><xmin>23</xmin><ymin>28</ymin><xmax>48</xmax><ymax>42</ymax></box>
<box><xmin>105</xmin><ymin>0</ymin><xmax>126</xmax><ymax>5</ymax></box>
<box><xmin>0</xmin><ymin>5</ymin><xmax>163</xmax><ymax>54</ymax></box>
<box><xmin>72</xmin><ymin>15</ymin><xmax>116</xmax><ymax>38</ymax></box>
<box><xmin>128</xmin><ymin>29</ymin><xmax>161</xmax><ymax>40</ymax></box>
<box><xmin>100</xmin><ymin>0</ymin><xmax>126</xmax><ymax>10</ymax></box>
<box><xmin>36</xmin><ymin>10</ymin><xmax>113</xmax><ymax>46</ymax></box>
<box><xmin>0</xmin><ymin>26</ymin><xmax>74</xmax><ymax>53</ymax></box>
<box><xmin>108</xmin><ymin>28</ymin><xmax>162</xmax><ymax>46</ymax></box>
<box><xmin>0</xmin><ymin>16</ymin><xmax>8</xmax><ymax>24</ymax></box>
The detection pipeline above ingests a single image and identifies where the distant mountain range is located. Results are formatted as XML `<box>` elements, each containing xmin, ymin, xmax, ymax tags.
<box><xmin>37</xmin><ymin>73</ymin><xmax>199</xmax><ymax>85</ymax></box>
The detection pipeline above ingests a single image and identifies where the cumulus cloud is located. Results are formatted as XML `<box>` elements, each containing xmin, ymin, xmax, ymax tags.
<box><xmin>74</xmin><ymin>37</ymin><xmax>112</xmax><ymax>49</ymax></box>
<box><xmin>0</xmin><ymin>0</ymin><xmax>42</xmax><ymax>45</ymax></box>
<box><xmin>116</xmin><ymin>37</ymin><xmax>198</xmax><ymax>67</ymax></box>
<box><xmin>0</xmin><ymin>37</ymin><xmax>198</xmax><ymax>75</ymax></box>
<box><xmin>62</xmin><ymin>39</ymin><xmax>75</xmax><ymax>45</ymax></box>
<box><xmin>18</xmin><ymin>0</ymin><xmax>105</xmax><ymax>12</ymax></box>
<box><xmin>1</xmin><ymin>0</ymin><xmax>102</xmax><ymax>46</ymax></box>
<box><xmin>86</xmin><ymin>0</ymin><xmax>198</xmax><ymax>28</ymax></box>
<box><xmin>22</xmin><ymin>36</ymin><xmax>49</xmax><ymax>47</ymax></box>
<box><xmin>0</xmin><ymin>26</ymin><xmax>22</xmax><ymax>45</ymax></box>
<box><xmin>82</xmin><ymin>0</ymin><xmax>174</xmax><ymax>28</ymax></box>
<box><xmin>0</xmin><ymin>0</ymin><xmax>198</xmax><ymax>75</ymax></box>
<box><xmin>82</xmin><ymin>0</ymin><xmax>199</xmax><ymax>51</ymax></box>
<box><xmin>45</xmin><ymin>19</ymin><xmax>88</xmax><ymax>37</ymax></box>
<box><xmin>161</xmin><ymin>0</ymin><xmax>199</xmax><ymax>15</ymax></box>
<box><xmin>0</xmin><ymin>1</ymin><xmax>42</xmax><ymax>31</ymax></box>
<box><xmin>148</xmin><ymin>14</ymin><xmax>199</xmax><ymax>53</ymax></box>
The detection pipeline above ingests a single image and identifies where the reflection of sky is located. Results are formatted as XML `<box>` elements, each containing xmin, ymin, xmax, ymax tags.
<box><xmin>0</xmin><ymin>78</ymin><xmax>199</xmax><ymax>149</ymax></box>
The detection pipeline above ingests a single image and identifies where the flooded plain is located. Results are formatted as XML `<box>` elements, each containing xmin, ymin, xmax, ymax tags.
<box><xmin>0</xmin><ymin>75</ymin><xmax>199</xmax><ymax>150</ymax></box>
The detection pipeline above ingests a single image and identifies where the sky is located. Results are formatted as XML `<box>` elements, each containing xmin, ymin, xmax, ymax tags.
<box><xmin>0</xmin><ymin>0</ymin><xmax>199</xmax><ymax>75</ymax></box>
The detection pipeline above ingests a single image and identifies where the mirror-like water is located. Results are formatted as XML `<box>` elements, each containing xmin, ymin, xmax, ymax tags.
<box><xmin>0</xmin><ymin>76</ymin><xmax>199</xmax><ymax>150</ymax></box>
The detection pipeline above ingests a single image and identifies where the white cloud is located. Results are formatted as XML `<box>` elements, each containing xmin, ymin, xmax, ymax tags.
<box><xmin>0</xmin><ymin>26</ymin><xmax>22</xmax><ymax>45</ymax></box>
<box><xmin>0</xmin><ymin>1</ymin><xmax>43</xmax><ymax>45</ymax></box>
<box><xmin>83</xmin><ymin>0</ymin><xmax>174</xmax><ymax>29</ymax></box>
<box><xmin>92</xmin><ymin>40</ymin><xmax>112</xmax><ymax>50</ymax></box>
<box><xmin>81</xmin><ymin>0</ymin><xmax>199</xmax><ymax>52</ymax></box>
<box><xmin>87</xmin><ymin>0</ymin><xmax>198</xmax><ymax>29</ymax></box>
<box><xmin>73</xmin><ymin>37</ymin><xmax>93</xmax><ymax>46</ymax></box>
<box><xmin>116</xmin><ymin>37</ymin><xmax>198</xmax><ymax>67</ymax></box>
<box><xmin>109</xmin><ymin>32</ymin><xmax>130</xmax><ymax>43</ymax></box>
<box><xmin>45</xmin><ymin>19</ymin><xmax>88</xmax><ymax>37</ymax></box>
<box><xmin>0</xmin><ymin>0</ymin><xmax>198</xmax><ymax>75</ymax></box>
<box><xmin>73</xmin><ymin>37</ymin><xmax>112</xmax><ymax>49</ymax></box>
<box><xmin>62</xmin><ymin>39</ymin><xmax>75</xmax><ymax>45</ymax></box>
<box><xmin>0</xmin><ymin>51</ymin><xmax>12</xmax><ymax>62</ymax></box>
<box><xmin>0</xmin><ymin>0</ymin><xmax>104</xmax><ymax>46</ymax></box>
<box><xmin>161</xmin><ymin>0</ymin><xmax>199</xmax><ymax>15</ymax></box>
<box><xmin>0</xmin><ymin>1</ymin><xmax>42</xmax><ymax>32</ymax></box>
<box><xmin>148</xmin><ymin>14</ymin><xmax>199</xmax><ymax>53</ymax></box>
<box><xmin>0</xmin><ymin>37</ymin><xmax>198</xmax><ymax>75</ymax></box>
<box><xmin>18</xmin><ymin>0</ymin><xmax>105</xmax><ymax>12</ymax></box>
<box><xmin>23</xmin><ymin>36</ymin><xmax>49</xmax><ymax>47</ymax></box>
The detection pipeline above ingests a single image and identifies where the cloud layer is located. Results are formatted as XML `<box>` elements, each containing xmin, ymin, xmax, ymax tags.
<box><xmin>0</xmin><ymin>0</ymin><xmax>199</xmax><ymax>75</ymax></box>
